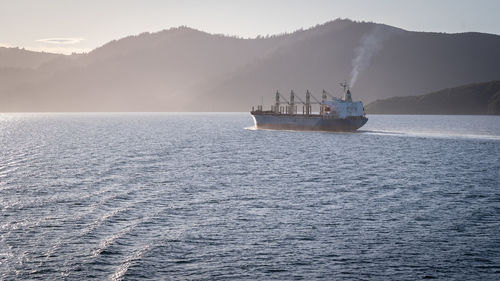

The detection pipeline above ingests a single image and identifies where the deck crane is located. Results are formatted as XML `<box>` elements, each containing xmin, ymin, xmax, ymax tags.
<box><xmin>293</xmin><ymin>90</ymin><xmax>314</xmax><ymax>115</ymax></box>
<box><xmin>273</xmin><ymin>90</ymin><xmax>294</xmax><ymax>114</ymax></box>
<box><xmin>309</xmin><ymin>92</ymin><xmax>322</xmax><ymax>104</ymax></box>
<box><xmin>275</xmin><ymin>91</ymin><xmax>292</xmax><ymax>114</ymax></box>
<box><xmin>322</xmin><ymin>89</ymin><xmax>338</xmax><ymax>100</ymax></box>
<box><xmin>273</xmin><ymin>89</ymin><xmax>332</xmax><ymax>115</ymax></box>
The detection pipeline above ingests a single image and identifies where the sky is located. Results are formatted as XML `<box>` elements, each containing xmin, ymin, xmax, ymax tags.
<box><xmin>1</xmin><ymin>0</ymin><xmax>499</xmax><ymax>54</ymax></box>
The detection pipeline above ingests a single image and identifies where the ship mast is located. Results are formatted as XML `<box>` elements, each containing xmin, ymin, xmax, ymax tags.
<box><xmin>275</xmin><ymin>90</ymin><xmax>280</xmax><ymax>113</ymax></box>
<box><xmin>305</xmin><ymin>90</ymin><xmax>311</xmax><ymax>115</ymax></box>
<box><xmin>289</xmin><ymin>90</ymin><xmax>296</xmax><ymax>114</ymax></box>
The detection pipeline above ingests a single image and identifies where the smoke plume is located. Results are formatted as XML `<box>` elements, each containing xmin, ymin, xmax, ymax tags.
<box><xmin>349</xmin><ymin>26</ymin><xmax>391</xmax><ymax>88</ymax></box>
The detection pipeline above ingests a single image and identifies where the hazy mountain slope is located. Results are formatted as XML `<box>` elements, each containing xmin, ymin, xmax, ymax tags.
<box><xmin>195</xmin><ymin>22</ymin><xmax>500</xmax><ymax>111</ymax></box>
<box><xmin>192</xmin><ymin>20</ymin><xmax>380</xmax><ymax>111</ymax></box>
<box><xmin>365</xmin><ymin>80</ymin><xmax>500</xmax><ymax>115</ymax></box>
<box><xmin>1</xmin><ymin>19</ymin><xmax>500</xmax><ymax>112</ymax></box>
<box><xmin>0</xmin><ymin>47</ymin><xmax>61</xmax><ymax>68</ymax></box>
<box><xmin>361</xmin><ymin>31</ymin><xmax>500</xmax><ymax>100</ymax></box>
<box><xmin>1</xmin><ymin>27</ymin><xmax>295</xmax><ymax>111</ymax></box>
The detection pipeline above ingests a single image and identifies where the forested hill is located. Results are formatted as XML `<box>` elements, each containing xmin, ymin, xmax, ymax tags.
<box><xmin>365</xmin><ymin>80</ymin><xmax>500</xmax><ymax>115</ymax></box>
<box><xmin>1</xmin><ymin>19</ymin><xmax>500</xmax><ymax>111</ymax></box>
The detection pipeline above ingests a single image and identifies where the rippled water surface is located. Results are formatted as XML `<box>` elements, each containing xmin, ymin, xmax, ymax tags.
<box><xmin>1</xmin><ymin>113</ymin><xmax>499</xmax><ymax>280</ymax></box>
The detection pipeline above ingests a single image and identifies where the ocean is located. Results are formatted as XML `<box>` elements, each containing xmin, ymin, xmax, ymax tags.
<box><xmin>0</xmin><ymin>113</ymin><xmax>499</xmax><ymax>280</ymax></box>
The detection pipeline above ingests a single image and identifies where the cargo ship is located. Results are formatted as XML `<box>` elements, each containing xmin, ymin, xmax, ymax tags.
<box><xmin>250</xmin><ymin>82</ymin><xmax>368</xmax><ymax>132</ymax></box>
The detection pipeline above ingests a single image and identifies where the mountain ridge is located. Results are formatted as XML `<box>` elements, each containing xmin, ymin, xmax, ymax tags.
<box><xmin>365</xmin><ymin>80</ymin><xmax>500</xmax><ymax>115</ymax></box>
<box><xmin>1</xmin><ymin>19</ymin><xmax>500</xmax><ymax>112</ymax></box>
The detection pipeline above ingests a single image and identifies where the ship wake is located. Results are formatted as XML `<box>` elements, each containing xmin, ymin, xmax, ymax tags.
<box><xmin>359</xmin><ymin>129</ymin><xmax>500</xmax><ymax>141</ymax></box>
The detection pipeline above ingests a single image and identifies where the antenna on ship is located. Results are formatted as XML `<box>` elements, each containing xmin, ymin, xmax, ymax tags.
<box><xmin>339</xmin><ymin>80</ymin><xmax>348</xmax><ymax>93</ymax></box>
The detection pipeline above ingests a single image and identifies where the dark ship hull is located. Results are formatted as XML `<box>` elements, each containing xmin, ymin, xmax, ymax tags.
<box><xmin>251</xmin><ymin>112</ymin><xmax>368</xmax><ymax>132</ymax></box>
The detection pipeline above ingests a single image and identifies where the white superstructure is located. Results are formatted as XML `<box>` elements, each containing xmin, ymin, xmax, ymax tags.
<box><xmin>320</xmin><ymin>84</ymin><xmax>365</xmax><ymax>119</ymax></box>
<box><xmin>322</xmin><ymin>96</ymin><xmax>364</xmax><ymax>119</ymax></box>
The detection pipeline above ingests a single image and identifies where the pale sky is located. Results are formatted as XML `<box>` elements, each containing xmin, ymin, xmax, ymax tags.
<box><xmin>1</xmin><ymin>0</ymin><xmax>499</xmax><ymax>54</ymax></box>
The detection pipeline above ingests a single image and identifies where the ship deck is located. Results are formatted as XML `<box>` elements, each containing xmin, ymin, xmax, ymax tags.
<box><xmin>251</xmin><ymin>110</ymin><xmax>368</xmax><ymax>120</ymax></box>
<box><xmin>250</xmin><ymin>110</ymin><xmax>324</xmax><ymax>118</ymax></box>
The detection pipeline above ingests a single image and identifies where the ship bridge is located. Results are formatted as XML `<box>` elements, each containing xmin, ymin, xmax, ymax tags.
<box><xmin>322</xmin><ymin>99</ymin><xmax>364</xmax><ymax>119</ymax></box>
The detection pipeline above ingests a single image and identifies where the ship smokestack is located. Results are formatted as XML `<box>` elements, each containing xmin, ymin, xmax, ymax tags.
<box><xmin>340</xmin><ymin>81</ymin><xmax>351</xmax><ymax>101</ymax></box>
<box><xmin>346</xmin><ymin>89</ymin><xmax>352</xmax><ymax>102</ymax></box>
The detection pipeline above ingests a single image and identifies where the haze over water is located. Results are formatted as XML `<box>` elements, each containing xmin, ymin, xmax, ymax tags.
<box><xmin>0</xmin><ymin>113</ymin><xmax>499</xmax><ymax>280</ymax></box>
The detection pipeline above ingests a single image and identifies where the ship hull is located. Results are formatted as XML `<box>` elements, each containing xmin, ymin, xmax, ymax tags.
<box><xmin>251</xmin><ymin>113</ymin><xmax>368</xmax><ymax>132</ymax></box>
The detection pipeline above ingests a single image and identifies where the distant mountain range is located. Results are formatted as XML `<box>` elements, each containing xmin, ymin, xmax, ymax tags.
<box><xmin>365</xmin><ymin>80</ymin><xmax>500</xmax><ymax>115</ymax></box>
<box><xmin>1</xmin><ymin>19</ymin><xmax>500</xmax><ymax>112</ymax></box>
